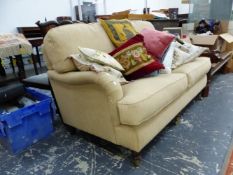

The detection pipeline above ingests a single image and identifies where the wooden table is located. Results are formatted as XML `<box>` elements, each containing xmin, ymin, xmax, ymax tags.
<box><xmin>27</xmin><ymin>37</ymin><xmax>43</xmax><ymax>74</ymax></box>
<box><xmin>17</xmin><ymin>27</ymin><xmax>43</xmax><ymax>71</ymax></box>
<box><xmin>0</xmin><ymin>33</ymin><xmax>33</xmax><ymax>81</ymax></box>
<box><xmin>201</xmin><ymin>51</ymin><xmax>232</xmax><ymax>97</ymax></box>
<box><xmin>147</xmin><ymin>19</ymin><xmax>180</xmax><ymax>31</ymax></box>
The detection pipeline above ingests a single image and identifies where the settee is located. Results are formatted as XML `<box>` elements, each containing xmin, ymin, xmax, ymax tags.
<box><xmin>43</xmin><ymin>21</ymin><xmax>211</xmax><ymax>161</ymax></box>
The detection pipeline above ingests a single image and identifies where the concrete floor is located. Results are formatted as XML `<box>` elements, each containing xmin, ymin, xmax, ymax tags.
<box><xmin>0</xmin><ymin>73</ymin><xmax>233</xmax><ymax>175</ymax></box>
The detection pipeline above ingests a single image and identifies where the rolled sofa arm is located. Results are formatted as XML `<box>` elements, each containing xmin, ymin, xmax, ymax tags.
<box><xmin>48</xmin><ymin>70</ymin><xmax>124</xmax><ymax>101</ymax></box>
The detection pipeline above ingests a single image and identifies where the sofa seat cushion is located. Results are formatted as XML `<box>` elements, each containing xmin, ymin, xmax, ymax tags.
<box><xmin>118</xmin><ymin>74</ymin><xmax>188</xmax><ymax>126</ymax></box>
<box><xmin>172</xmin><ymin>57</ymin><xmax>211</xmax><ymax>87</ymax></box>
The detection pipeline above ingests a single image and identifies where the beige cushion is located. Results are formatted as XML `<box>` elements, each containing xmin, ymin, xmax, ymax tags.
<box><xmin>68</xmin><ymin>53</ymin><xmax>127</xmax><ymax>84</ymax></box>
<box><xmin>131</xmin><ymin>20</ymin><xmax>155</xmax><ymax>32</ymax></box>
<box><xmin>173</xmin><ymin>57</ymin><xmax>211</xmax><ymax>87</ymax></box>
<box><xmin>171</xmin><ymin>42</ymin><xmax>208</xmax><ymax>69</ymax></box>
<box><xmin>78</xmin><ymin>47</ymin><xmax>124</xmax><ymax>71</ymax></box>
<box><xmin>43</xmin><ymin>23</ymin><xmax>115</xmax><ymax>73</ymax></box>
<box><xmin>118</xmin><ymin>73</ymin><xmax>188</xmax><ymax>126</ymax></box>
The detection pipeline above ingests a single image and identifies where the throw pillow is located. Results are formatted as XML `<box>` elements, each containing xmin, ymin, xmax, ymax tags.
<box><xmin>171</xmin><ymin>41</ymin><xmax>208</xmax><ymax>69</ymax></box>
<box><xmin>141</xmin><ymin>28</ymin><xmax>175</xmax><ymax>60</ymax></box>
<box><xmin>160</xmin><ymin>41</ymin><xmax>178</xmax><ymax>74</ymax></box>
<box><xmin>78</xmin><ymin>47</ymin><xmax>124</xmax><ymax>71</ymax></box>
<box><xmin>109</xmin><ymin>34</ymin><xmax>164</xmax><ymax>80</ymax></box>
<box><xmin>172</xmin><ymin>47</ymin><xmax>192</xmax><ymax>69</ymax></box>
<box><xmin>181</xmin><ymin>42</ymin><xmax>208</xmax><ymax>64</ymax></box>
<box><xmin>99</xmin><ymin>19</ymin><xmax>138</xmax><ymax>47</ymax></box>
<box><xmin>68</xmin><ymin>53</ymin><xmax>128</xmax><ymax>84</ymax></box>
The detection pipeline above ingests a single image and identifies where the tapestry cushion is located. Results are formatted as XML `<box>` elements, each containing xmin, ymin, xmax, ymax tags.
<box><xmin>140</xmin><ymin>28</ymin><xmax>175</xmax><ymax>60</ymax></box>
<box><xmin>68</xmin><ymin>52</ymin><xmax>127</xmax><ymax>84</ymax></box>
<box><xmin>109</xmin><ymin>34</ymin><xmax>164</xmax><ymax>80</ymax></box>
<box><xmin>78</xmin><ymin>47</ymin><xmax>124</xmax><ymax>71</ymax></box>
<box><xmin>99</xmin><ymin>19</ymin><xmax>138</xmax><ymax>47</ymax></box>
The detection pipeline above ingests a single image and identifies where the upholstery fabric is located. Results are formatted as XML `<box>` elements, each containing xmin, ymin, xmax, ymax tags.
<box><xmin>43</xmin><ymin>23</ymin><xmax>116</xmax><ymax>73</ymax></box>
<box><xmin>48</xmin><ymin>70</ymin><xmax>123</xmax><ymax>126</ymax></box>
<box><xmin>115</xmin><ymin>76</ymin><xmax>207</xmax><ymax>152</ymax></box>
<box><xmin>141</xmin><ymin>28</ymin><xmax>175</xmax><ymax>60</ymax></box>
<box><xmin>44</xmin><ymin>21</ymin><xmax>211</xmax><ymax>152</ymax></box>
<box><xmin>118</xmin><ymin>73</ymin><xmax>188</xmax><ymax>125</ymax></box>
<box><xmin>173</xmin><ymin>57</ymin><xmax>211</xmax><ymax>87</ymax></box>
<box><xmin>110</xmin><ymin>34</ymin><xmax>164</xmax><ymax>80</ymax></box>
<box><xmin>131</xmin><ymin>20</ymin><xmax>155</xmax><ymax>32</ymax></box>
<box><xmin>99</xmin><ymin>19</ymin><xmax>138</xmax><ymax>47</ymax></box>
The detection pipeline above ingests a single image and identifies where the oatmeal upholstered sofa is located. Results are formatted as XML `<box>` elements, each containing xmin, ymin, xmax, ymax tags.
<box><xmin>43</xmin><ymin>21</ymin><xmax>211</xmax><ymax>154</ymax></box>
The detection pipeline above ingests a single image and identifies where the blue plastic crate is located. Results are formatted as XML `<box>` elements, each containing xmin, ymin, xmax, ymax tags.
<box><xmin>0</xmin><ymin>88</ymin><xmax>54</xmax><ymax>154</ymax></box>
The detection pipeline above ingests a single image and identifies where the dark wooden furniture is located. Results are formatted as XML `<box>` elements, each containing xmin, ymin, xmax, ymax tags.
<box><xmin>56</xmin><ymin>16</ymin><xmax>72</xmax><ymax>23</ymax></box>
<box><xmin>17</xmin><ymin>27</ymin><xmax>43</xmax><ymax>72</ymax></box>
<box><xmin>201</xmin><ymin>51</ymin><xmax>232</xmax><ymax>97</ymax></box>
<box><xmin>209</xmin><ymin>52</ymin><xmax>232</xmax><ymax>76</ymax></box>
<box><xmin>147</xmin><ymin>19</ymin><xmax>180</xmax><ymax>31</ymax></box>
<box><xmin>35</xmin><ymin>21</ymin><xmax>59</xmax><ymax>37</ymax></box>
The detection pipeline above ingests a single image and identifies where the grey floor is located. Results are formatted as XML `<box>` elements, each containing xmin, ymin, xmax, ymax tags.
<box><xmin>1</xmin><ymin>73</ymin><xmax>233</xmax><ymax>175</ymax></box>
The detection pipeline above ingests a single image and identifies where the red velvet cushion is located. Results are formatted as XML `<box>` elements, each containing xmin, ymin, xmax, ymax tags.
<box><xmin>141</xmin><ymin>28</ymin><xmax>175</xmax><ymax>60</ymax></box>
<box><xmin>109</xmin><ymin>34</ymin><xmax>164</xmax><ymax>80</ymax></box>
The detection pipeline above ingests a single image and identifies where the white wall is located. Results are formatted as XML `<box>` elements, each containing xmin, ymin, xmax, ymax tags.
<box><xmin>0</xmin><ymin>0</ymin><xmax>189</xmax><ymax>33</ymax></box>
<box><xmin>102</xmin><ymin>0</ymin><xmax>189</xmax><ymax>15</ymax></box>
<box><xmin>148</xmin><ymin>0</ymin><xmax>189</xmax><ymax>14</ymax></box>
<box><xmin>0</xmin><ymin>0</ymin><xmax>76</xmax><ymax>33</ymax></box>
<box><xmin>104</xmin><ymin>0</ymin><xmax>144</xmax><ymax>14</ymax></box>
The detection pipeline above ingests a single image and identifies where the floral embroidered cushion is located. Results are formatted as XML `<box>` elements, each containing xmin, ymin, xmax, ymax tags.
<box><xmin>109</xmin><ymin>34</ymin><xmax>164</xmax><ymax>80</ymax></box>
<box><xmin>99</xmin><ymin>19</ymin><xmax>138</xmax><ymax>47</ymax></box>
<box><xmin>141</xmin><ymin>28</ymin><xmax>175</xmax><ymax>60</ymax></box>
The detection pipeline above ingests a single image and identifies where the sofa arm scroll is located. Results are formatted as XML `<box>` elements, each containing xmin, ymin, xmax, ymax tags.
<box><xmin>48</xmin><ymin>70</ymin><xmax>124</xmax><ymax>101</ymax></box>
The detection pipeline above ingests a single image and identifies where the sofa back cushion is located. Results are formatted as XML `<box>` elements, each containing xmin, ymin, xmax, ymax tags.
<box><xmin>43</xmin><ymin>23</ymin><xmax>116</xmax><ymax>73</ymax></box>
<box><xmin>43</xmin><ymin>21</ymin><xmax>155</xmax><ymax>73</ymax></box>
<box><xmin>131</xmin><ymin>20</ymin><xmax>155</xmax><ymax>32</ymax></box>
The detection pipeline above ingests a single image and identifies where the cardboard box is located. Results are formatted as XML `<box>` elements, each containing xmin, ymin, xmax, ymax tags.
<box><xmin>190</xmin><ymin>33</ymin><xmax>233</xmax><ymax>52</ymax></box>
<box><xmin>190</xmin><ymin>35</ymin><xmax>219</xmax><ymax>50</ymax></box>
<box><xmin>190</xmin><ymin>33</ymin><xmax>233</xmax><ymax>73</ymax></box>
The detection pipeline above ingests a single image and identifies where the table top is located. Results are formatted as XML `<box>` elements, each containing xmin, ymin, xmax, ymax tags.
<box><xmin>27</xmin><ymin>37</ymin><xmax>43</xmax><ymax>47</ymax></box>
<box><xmin>0</xmin><ymin>33</ymin><xmax>32</xmax><ymax>58</ymax></box>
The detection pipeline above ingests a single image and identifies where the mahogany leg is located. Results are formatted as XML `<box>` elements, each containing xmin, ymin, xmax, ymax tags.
<box><xmin>35</xmin><ymin>46</ymin><xmax>42</xmax><ymax>68</ymax></box>
<box><xmin>31</xmin><ymin>54</ymin><xmax>39</xmax><ymax>75</ymax></box>
<box><xmin>202</xmin><ymin>71</ymin><xmax>211</xmax><ymax>97</ymax></box>
<box><xmin>15</xmin><ymin>55</ymin><xmax>26</xmax><ymax>80</ymax></box>
<box><xmin>9</xmin><ymin>56</ymin><xmax>16</xmax><ymax>74</ymax></box>
<box><xmin>64</xmin><ymin>124</ymin><xmax>76</xmax><ymax>135</ymax></box>
<box><xmin>0</xmin><ymin>58</ymin><xmax>6</xmax><ymax>77</ymax></box>
<box><xmin>131</xmin><ymin>151</ymin><xmax>141</xmax><ymax>167</ymax></box>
